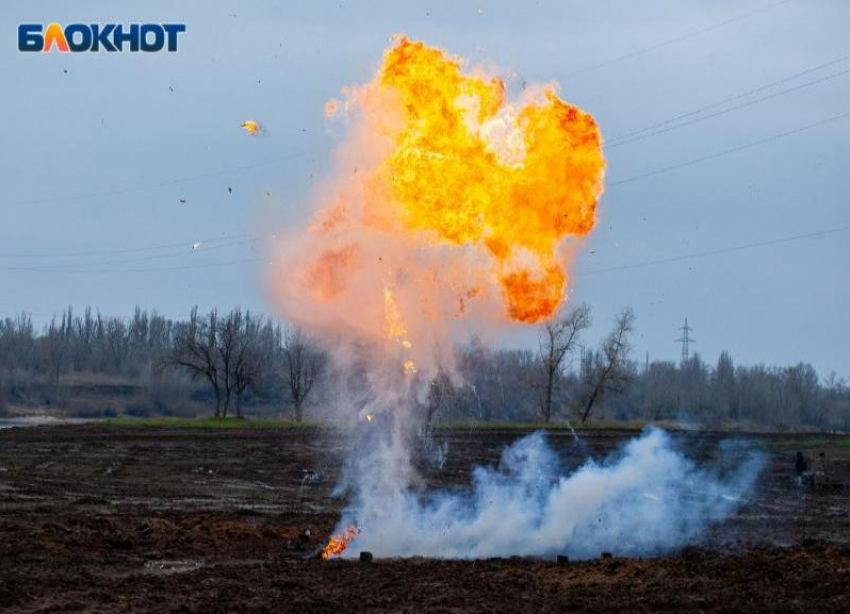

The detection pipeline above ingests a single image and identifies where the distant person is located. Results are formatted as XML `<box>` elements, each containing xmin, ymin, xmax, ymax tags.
<box><xmin>795</xmin><ymin>451</ymin><xmax>807</xmax><ymax>476</ymax></box>
<box><xmin>795</xmin><ymin>451</ymin><xmax>813</xmax><ymax>486</ymax></box>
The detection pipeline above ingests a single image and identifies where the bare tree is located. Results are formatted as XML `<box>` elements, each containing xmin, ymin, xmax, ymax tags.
<box><xmin>0</xmin><ymin>314</ymin><xmax>34</xmax><ymax>380</ymax></box>
<box><xmin>217</xmin><ymin>309</ymin><xmax>244</xmax><ymax>417</ymax></box>
<box><xmin>282</xmin><ymin>326</ymin><xmax>323</xmax><ymax>421</ymax></box>
<box><xmin>43</xmin><ymin>315</ymin><xmax>70</xmax><ymax>392</ymax></box>
<box><xmin>581</xmin><ymin>307</ymin><xmax>635</xmax><ymax>423</ymax></box>
<box><xmin>426</xmin><ymin>370</ymin><xmax>455</xmax><ymax>424</ymax></box>
<box><xmin>458</xmin><ymin>337</ymin><xmax>502</xmax><ymax>422</ymax></box>
<box><xmin>785</xmin><ymin>362</ymin><xmax>821</xmax><ymax>427</ymax></box>
<box><xmin>168</xmin><ymin>308</ymin><xmax>224</xmax><ymax>417</ymax></box>
<box><xmin>105</xmin><ymin>318</ymin><xmax>129</xmax><ymax>373</ymax></box>
<box><xmin>535</xmin><ymin>304</ymin><xmax>591</xmax><ymax>422</ymax></box>
<box><xmin>71</xmin><ymin>307</ymin><xmax>96</xmax><ymax>371</ymax></box>
<box><xmin>232</xmin><ymin>312</ymin><xmax>264</xmax><ymax>419</ymax></box>
<box><xmin>711</xmin><ymin>351</ymin><xmax>736</xmax><ymax>422</ymax></box>
<box><xmin>3</xmin><ymin>299</ymin><xmax>847</xmax><ymax>430</ymax></box>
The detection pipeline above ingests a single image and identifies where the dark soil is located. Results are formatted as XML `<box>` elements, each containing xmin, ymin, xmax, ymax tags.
<box><xmin>0</xmin><ymin>425</ymin><xmax>848</xmax><ymax>613</ymax></box>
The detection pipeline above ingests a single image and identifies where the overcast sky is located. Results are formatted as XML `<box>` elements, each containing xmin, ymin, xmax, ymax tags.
<box><xmin>1</xmin><ymin>0</ymin><xmax>848</xmax><ymax>375</ymax></box>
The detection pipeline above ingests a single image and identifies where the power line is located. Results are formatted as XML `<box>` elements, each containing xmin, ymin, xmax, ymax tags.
<box><xmin>608</xmin><ymin>109</ymin><xmax>850</xmax><ymax>187</ymax></box>
<box><xmin>563</xmin><ymin>0</ymin><xmax>795</xmax><ymax>79</ymax></box>
<box><xmin>608</xmin><ymin>65</ymin><xmax>850</xmax><ymax>149</ymax></box>
<box><xmin>2</xmin><ymin>237</ymin><xmax>260</xmax><ymax>272</ymax></box>
<box><xmin>0</xmin><ymin>150</ymin><xmax>305</xmax><ymax>209</ymax></box>
<box><xmin>0</xmin><ymin>308</ymin><xmax>193</xmax><ymax>322</ymax></box>
<box><xmin>0</xmin><ymin>232</ymin><xmax>256</xmax><ymax>259</ymax></box>
<box><xmin>607</xmin><ymin>51</ymin><xmax>850</xmax><ymax>144</ymax></box>
<box><xmin>575</xmin><ymin>223</ymin><xmax>850</xmax><ymax>277</ymax></box>
<box><xmin>0</xmin><ymin>256</ymin><xmax>262</xmax><ymax>274</ymax></box>
<box><xmin>5</xmin><ymin>107</ymin><xmax>848</xmax><ymax>274</ymax></box>
<box><xmin>8</xmin><ymin>220</ymin><xmax>850</xmax><ymax>277</ymax></box>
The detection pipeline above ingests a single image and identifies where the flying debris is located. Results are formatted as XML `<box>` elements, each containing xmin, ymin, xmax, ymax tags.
<box><xmin>240</xmin><ymin>120</ymin><xmax>261</xmax><ymax>135</ymax></box>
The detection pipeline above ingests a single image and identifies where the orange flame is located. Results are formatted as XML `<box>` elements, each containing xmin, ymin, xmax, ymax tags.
<box><xmin>321</xmin><ymin>525</ymin><xmax>360</xmax><ymax>560</ymax></box>
<box><xmin>383</xmin><ymin>288</ymin><xmax>407</xmax><ymax>339</ymax></box>
<box><xmin>272</xmin><ymin>36</ymin><xmax>604</xmax><ymax>339</ymax></box>
<box><xmin>369</xmin><ymin>37</ymin><xmax>604</xmax><ymax>322</ymax></box>
<box><xmin>240</xmin><ymin>120</ymin><xmax>261</xmax><ymax>135</ymax></box>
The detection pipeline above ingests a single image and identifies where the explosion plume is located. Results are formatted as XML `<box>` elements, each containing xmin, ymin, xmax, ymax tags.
<box><xmin>271</xmin><ymin>35</ymin><xmax>605</xmax><ymax>335</ymax></box>
<box><xmin>269</xmin><ymin>37</ymin><xmax>761</xmax><ymax>561</ymax></box>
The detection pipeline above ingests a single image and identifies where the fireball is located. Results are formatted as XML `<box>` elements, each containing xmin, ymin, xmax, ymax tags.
<box><xmin>290</xmin><ymin>37</ymin><xmax>604</xmax><ymax>325</ymax></box>
<box><xmin>373</xmin><ymin>37</ymin><xmax>604</xmax><ymax>322</ymax></box>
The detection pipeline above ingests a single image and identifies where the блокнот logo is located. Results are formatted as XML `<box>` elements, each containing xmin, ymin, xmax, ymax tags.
<box><xmin>18</xmin><ymin>23</ymin><xmax>186</xmax><ymax>52</ymax></box>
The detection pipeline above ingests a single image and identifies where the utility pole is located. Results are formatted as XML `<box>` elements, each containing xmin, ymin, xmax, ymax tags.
<box><xmin>675</xmin><ymin>318</ymin><xmax>695</xmax><ymax>362</ymax></box>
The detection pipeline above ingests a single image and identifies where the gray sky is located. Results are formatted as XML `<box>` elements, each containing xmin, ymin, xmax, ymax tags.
<box><xmin>1</xmin><ymin>0</ymin><xmax>848</xmax><ymax>376</ymax></box>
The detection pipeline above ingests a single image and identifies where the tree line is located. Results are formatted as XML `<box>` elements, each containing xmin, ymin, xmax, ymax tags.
<box><xmin>0</xmin><ymin>306</ymin><xmax>323</xmax><ymax>421</ymax></box>
<box><xmin>0</xmin><ymin>305</ymin><xmax>847</xmax><ymax>431</ymax></box>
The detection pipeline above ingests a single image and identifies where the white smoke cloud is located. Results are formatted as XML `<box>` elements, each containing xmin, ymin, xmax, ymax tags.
<box><xmin>332</xmin><ymin>428</ymin><xmax>765</xmax><ymax>559</ymax></box>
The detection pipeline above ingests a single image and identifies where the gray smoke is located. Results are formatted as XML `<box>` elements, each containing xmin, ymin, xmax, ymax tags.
<box><xmin>332</xmin><ymin>427</ymin><xmax>764</xmax><ymax>559</ymax></box>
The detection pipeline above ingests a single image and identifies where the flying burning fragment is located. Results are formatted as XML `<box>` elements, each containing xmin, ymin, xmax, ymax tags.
<box><xmin>321</xmin><ymin>525</ymin><xmax>360</xmax><ymax>560</ymax></box>
<box><xmin>240</xmin><ymin>120</ymin><xmax>261</xmax><ymax>135</ymax></box>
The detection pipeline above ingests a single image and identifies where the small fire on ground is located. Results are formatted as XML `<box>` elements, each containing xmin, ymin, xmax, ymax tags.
<box><xmin>321</xmin><ymin>526</ymin><xmax>360</xmax><ymax>560</ymax></box>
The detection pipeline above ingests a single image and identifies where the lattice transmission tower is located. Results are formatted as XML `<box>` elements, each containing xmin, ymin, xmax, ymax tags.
<box><xmin>675</xmin><ymin>318</ymin><xmax>696</xmax><ymax>362</ymax></box>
